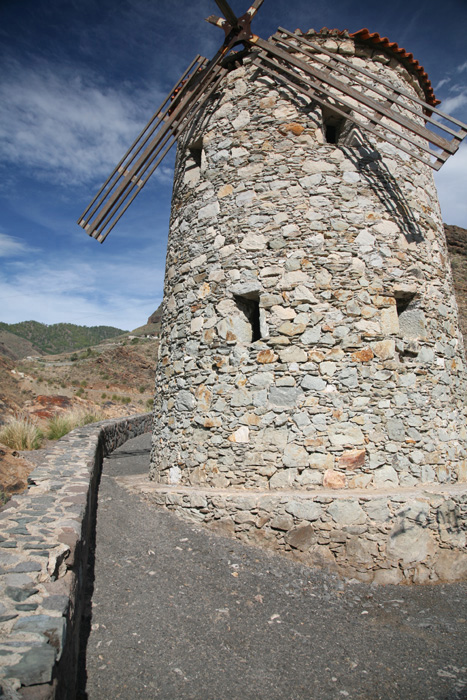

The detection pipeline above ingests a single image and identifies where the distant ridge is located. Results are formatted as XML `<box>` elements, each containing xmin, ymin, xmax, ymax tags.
<box><xmin>0</xmin><ymin>321</ymin><xmax>127</xmax><ymax>356</ymax></box>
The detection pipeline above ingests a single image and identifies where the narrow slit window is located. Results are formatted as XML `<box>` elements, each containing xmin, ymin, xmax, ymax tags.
<box><xmin>395</xmin><ymin>293</ymin><xmax>426</xmax><ymax>340</ymax></box>
<box><xmin>189</xmin><ymin>141</ymin><xmax>202</xmax><ymax>167</ymax></box>
<box><xmin>322</xmin><ymin>106</ymin><xmax>349</xmax><ymax>145</ymax></box>
<box><xmin>234</xmin><ymin>294</ymin><xmax>261</xmax><ymax>343</ymax></box>
<box><xmin>184</xmin><ymin>137</ymin><xmax>203</xmax><ymax>185</ymax></box>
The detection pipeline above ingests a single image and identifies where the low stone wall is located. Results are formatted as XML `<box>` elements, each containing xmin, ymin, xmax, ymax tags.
<box><xmin>0</xmin><ymin>413</ymin><xmax>152</xmax><ymax>700</ymax></box>
<box><xmin>135</xmin><ymin>482</ymin><xmax>467</xmax><ymax>585</ymax></box>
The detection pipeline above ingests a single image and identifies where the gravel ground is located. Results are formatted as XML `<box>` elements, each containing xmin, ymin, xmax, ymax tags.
<box><xmin>80</xmin><ymin>434</ymin><xmax>467</xmax><ymax>700</ymax></box>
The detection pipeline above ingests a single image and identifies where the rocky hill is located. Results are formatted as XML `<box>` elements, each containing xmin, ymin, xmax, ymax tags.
<box><xmin>0</xmin><ymin>329</ymin><xmax>42</xmax><ymax>361</ymax></box>
<box><xmin>0</xmin><ymin>321</ymin><xmax>127</xmax><ymax>356</ymax></box>
<box><xmin>445</xmin><ymin>223</ymin><xmax>467</xmax><ymax>341</ymax></box>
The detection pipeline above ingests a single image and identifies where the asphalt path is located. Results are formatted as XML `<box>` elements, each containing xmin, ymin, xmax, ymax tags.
<box><xmin>80</xmin><ymin>433</ymin><xmax>467</xmax><ymax>700</ymax></box>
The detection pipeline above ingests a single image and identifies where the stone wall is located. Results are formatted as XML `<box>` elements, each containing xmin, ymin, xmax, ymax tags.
<box><xmin>0</xmin><ymin>413</ymin><xmax>151</xmax><ymax>699</ymax></box>
<box><xmin>151</xmin><ymin>31</ymin><xmax>467</xmax><ymax>492</ymax></box>
<box><xmin>138</xmin><ymin>482</ymin><xmax>467</xmax><ymax>585</ymax></box>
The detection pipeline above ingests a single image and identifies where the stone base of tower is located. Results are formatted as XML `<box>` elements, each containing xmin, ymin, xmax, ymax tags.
<box><xmin>121</xmin><ymin>479</ymin><xmax>467</xmax><ymax>585</ymax></box>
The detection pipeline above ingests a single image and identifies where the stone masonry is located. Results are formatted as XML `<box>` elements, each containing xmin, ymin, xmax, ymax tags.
<box><xmin>149</xmin><ymin>29</ymin><xmax>467</xmax><ymax>582</ymax></box>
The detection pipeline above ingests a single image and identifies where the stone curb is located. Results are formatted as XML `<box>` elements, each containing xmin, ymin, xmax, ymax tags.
<box><xmin>0</xmin><ymin>413</ymin><xmax>152</xmax><ymax>700</ymax></box>
<box><xmin>119</xmin><ymin>476</ymin><xmax>467</xmax><ymax>587</ymax></box>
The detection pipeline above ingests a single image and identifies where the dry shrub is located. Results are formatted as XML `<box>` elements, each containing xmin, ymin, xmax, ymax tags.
<box><xmin>0</xmin><ymin>415</ymin><xmax>43</xmax><ymax>450</ymax></box>
<box><xmin>46</xmin><ymin>407</ymin><xmax>103</xmax><ymax>440</ymax></box>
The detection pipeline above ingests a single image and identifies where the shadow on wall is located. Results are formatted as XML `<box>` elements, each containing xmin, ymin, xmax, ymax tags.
<box><xmin>342</xmin><ymin>136</ymin><xmax>425</xmax><ymax>245</ymax></box>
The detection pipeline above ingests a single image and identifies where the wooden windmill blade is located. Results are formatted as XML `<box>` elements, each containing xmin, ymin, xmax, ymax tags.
<box><xmin>96</xmin><ymin>62</ymin><xmax>229</xmax><ymax>243</ymax></box>
<box><xmin>250</xmin><ymin>30</ymin><xmax>467</xmax><ymax>170</ymax></box>
<box><xmin>78</xmin><ymin>46</ymin><xmax>230</xmax><ymax>242</ymax></box>
<box><xmin>78</xmin><ymin>55</ymin><xmax>207</xmax><ymax>237</ymax></box>
<box><xmin>79</xmin><ymin>0</ymin><xmax>467</xmax><ymax>243</ymax></box>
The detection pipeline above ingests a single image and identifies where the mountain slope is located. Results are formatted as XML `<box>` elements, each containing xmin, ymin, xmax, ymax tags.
<box><xmin>0</xmin><ymin>321</ymin><xmax>127</xmax><ymax>355</ymax></box>
<box><xmin>444</xmin><ymin>223</ymin><xmax>467</xmax><ymax>341</ymax></box>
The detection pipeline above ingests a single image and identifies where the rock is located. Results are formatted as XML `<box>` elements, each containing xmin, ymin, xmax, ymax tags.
<box><xmin>285</xmin><ymin>500</ymin><xmax>322</xmax><ymax>521</ymax></box>
<box><xmin>301</xmin><ymin>375</ymin><xmax>326</xmax><ymax>391</ymax></box>
<box><xmin>363</xmin><ymin>498</ymin><xmax>390</xmax><ymax>521</ymax></box>
<box><xmin>338</xmin><ymin>449</ymin><xmax>366</xmax><ymax>470</ymax></box>
<box><xmin>269</xmin><ymin>387</ymin><xmax>303</xmax><ymax>407</ymax></box>
<box><xmin>4</xmin><ymin>645</ymin><xmax>56</xmax><ymax>686</ymax></box>
<box><xmin>257</xmin><ymin>349</ymin><xmax>277</xmax><ymax>364</ymax></box>
<box><xmin>283</xmin><ymin>443</ymin><xmax>309</xmax><ymax>467</ymax></box>
<box><xmin>285</xmin><ymin>524</ymin><xmax>315</xmax><ymax>551</ymax></box>
<box><xmin>228</xmin><ymin>426</ymin><xmax>250</xmax><ymax>443</ymax></box>
<box><xmin>373</xmin><ymin>465</ymin><xmax>398</xmax><ymax>487</ymax></box>
<box><xmin>327</xmin><ymin>500</ymin><xmax>367</xmax><ymax>525</ymax></box>
<box><xmin>434</xmin><ymin>551</ymin><xmax>467</xmax><ymax>582</ymax></box>
<box><xmin>198</xmin><ymin>201</ymin><xmax>219</xmax><ymax>220</ymax></box>
<box><xmin>279</xmin><ymin>347</ymin><xmax>308</xmax><ymax>363</ymax></box>
<box><xmin>308</xmin><ymin>453</ymin><xmax>334</xmax><ymax>470</ymax></box>
<box><xmin>278</xmin><ymin>322</ymin><xmax>306</xmax><ymax>336</ymax></box>
<box><xmin>372</xmin><ymin>568</ymin><xmax>403</xmax><ymax>585</ymax></box>
<box><xmin>386</xmin><ymin>522</ymin><xmax>436</xmax><ymax>564</ymax></box>
<box><xmin>269</xmin><ymin>513</ymin><xmax>294</xmax><ymax>530</ymax></box>
<box><xmin>175</xmin><ymin>390</ymin><xmax>196</xmax><ymax>411</ymax></box>
<box><xmin>323</xmin><ymin>470</ymin><xmax>346</xmax><ymax>488</ymax></box>
<box><xmin>328</xmin><ymin>423</ymin><xmax>365</xmax><ymax>446</ymax></box>
<box><xmin>269</xmin><ymin>469</ymin><xmax>298</xmax><ymax>489</ymax></box>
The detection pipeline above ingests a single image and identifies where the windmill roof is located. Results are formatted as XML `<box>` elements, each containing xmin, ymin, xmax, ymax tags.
<box><xmin>298</xmin><ymin>27</ymin><xmax>439</xmax><ymax>108</ymax></box>
<box><xmin>350</xmin><ymin>28</ymin><xmax>439</xmax><ymax>107</ymax></box>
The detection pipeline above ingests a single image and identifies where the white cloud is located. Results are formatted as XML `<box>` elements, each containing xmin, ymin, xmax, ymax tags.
<box><xmin>458</xmin><ymin>60</ymin><xmax>467</xmax><ymax>73</ymax></box>
<box><xmin>1</xmin><ymin>251</ymin><xmax>165</xmax><ymax>329</ymax></box>
<box><xmin>0</xmin><ymin>232</ymin><xmax>32</xmax><ymax>257</ymax></box>
<box><xmin>435</xmin><ymin>142</ymin><xmax>467</xmax><ymax>228</ymax></box>
<box><xmin>441</xmin><ymin>92</ymin><xmax>467</xmax><ymax>115</ymax></box>
<box><xmin>434</xmin><ymin>77</ymin><xmax>451</xmax><ymax>91</ymax></box>
<box><xmin>0</xmin><ymin>59</ymin><xmax>166</xmax><ymax>188</ymax></box>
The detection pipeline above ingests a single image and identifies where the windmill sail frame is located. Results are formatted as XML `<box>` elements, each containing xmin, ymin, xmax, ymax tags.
<box><xmin>78</xmin><ymin>4</ymin><xmax>467</xmax><ymax>243</ymax></box>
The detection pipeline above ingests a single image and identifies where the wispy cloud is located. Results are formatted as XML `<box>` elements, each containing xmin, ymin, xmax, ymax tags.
<box><xmin>0</xmin><ymin>59</ymin><xmax>166</xmax><ymax>188</ymax></box>
<box><xmin>0</xmin><ymin>232</ymin><xmax>32</xmax><ymax>257</ymax></box>
<box><xmin>1</xmin><ymin>249</ymin><xmax>165</xmax><ymax>329</ymax></box>
<box><xmin>458</xmin><ymin>60</ymin><xmax>467</xmax><ymax>73</ymax></box>
<box><xmin>441</xmin><ymin>92</ymin><xmax>467</xmax><ymax>115</ymax></box>
<box><xmin>434</xmin><ymin>77</ymin><xmax>451</xmax><ymax>91</ymax></box>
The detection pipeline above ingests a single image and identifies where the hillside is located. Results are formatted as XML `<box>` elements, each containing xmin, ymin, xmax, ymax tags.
<box><xmin>445</xmin><ymin>223</ymin><xmax>467</xmax><ymax>341</ymax></box>
<box><xmin>0</xmin><ymin>321</ymin><xmax>127</xmax><ymax>355</ymax></box>
<box><xmin>0</xmin><ymin>329</ymin><xmax>43</xmax><ymax>361</ymax></box>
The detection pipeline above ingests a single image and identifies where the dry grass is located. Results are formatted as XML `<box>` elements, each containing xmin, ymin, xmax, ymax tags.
<box><xmin>0</xmin><ymin>414</ymin><xmax>43</xmax><ymax>450</ymax></box>
<box><xmin>46</xmin><ymin>407</ymin><xmax>103</xmax><ymax>440</ymax></box>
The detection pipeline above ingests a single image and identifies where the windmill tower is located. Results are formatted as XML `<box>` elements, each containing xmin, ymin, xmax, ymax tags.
<box><xmin>79</xmin><ymin>2</ymin><xmax>467</xmax><ymax>583</ymax></box>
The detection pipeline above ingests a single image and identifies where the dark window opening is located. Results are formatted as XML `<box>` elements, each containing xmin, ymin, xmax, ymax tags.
<box><xmin>188</xmin><ymin>137</ymin><xmax>203</xmax><ymax>167</ymax></box>
<box><xmin>395</xmin><ymin>291</ymin><xmax>426</xmax><ymax>341</ymax></box>
<box><xmin>234</xmin><ymin>294</ymin><xmax>261</xmax><ymax>342</ymax></box>
<box><xmin>396</xmin><ymin>296</ymin><xmax>413</xmax><ymax>317</ymax></box>
<box><xmin>322</xmin><ymin>106</ymin><xmax>350</xmax><ymax>145</ymax></box>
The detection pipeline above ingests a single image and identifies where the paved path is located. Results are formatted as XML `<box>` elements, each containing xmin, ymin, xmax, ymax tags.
<box><xmin>81</xmin><ymin>434</ymin><xmax>467</xmax><ymax>700</ymax></box>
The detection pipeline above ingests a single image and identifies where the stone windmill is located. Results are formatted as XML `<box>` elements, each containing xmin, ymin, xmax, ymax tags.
<box><xmin>79</xmin><ymin>2</ymin><xmax>467</xmax><ymax>584</ymax></box>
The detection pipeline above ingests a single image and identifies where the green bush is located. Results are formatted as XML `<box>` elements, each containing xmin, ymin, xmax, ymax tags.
<box><xmin>145</xmin><ymin>398</ymin><xmax>153</xmax><ymax>410</ymax></box>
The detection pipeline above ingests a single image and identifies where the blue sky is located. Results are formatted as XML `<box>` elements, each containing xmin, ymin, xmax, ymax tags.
<box><xmin>1</xmin><ymin>0</ymin><xmax>466</xmax><ymax>330</ymax></box>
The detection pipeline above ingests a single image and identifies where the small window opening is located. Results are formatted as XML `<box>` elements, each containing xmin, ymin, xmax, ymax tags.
<box><xmin>188</xmin><ymin>137</ymin><xmax>203</xmax><ymax>167</ymax></box>
<box><xmin>322</xmin><ymin>106</ymin><xmax>350</xmax><ymax>145</ymax></box>
<box><xmin>396</xmin><ymin>296</ymin><xmax>413</xmax><ymax>317</ymax></box>
<box><xmin>395</xmin><ymin>292</ymin><xmax>426</xmax><ymax>341</ymax></box>
<box><xmin>234</xmin><ymin>294</ymin><xmax>261</xmax><ymax>342</ymax></box>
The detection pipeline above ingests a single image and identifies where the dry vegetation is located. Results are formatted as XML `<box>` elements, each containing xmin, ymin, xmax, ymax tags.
<box><xmin>0</xmin><ymin>334</ymin><xmax>158</xmax><ymax>499</ymax></box>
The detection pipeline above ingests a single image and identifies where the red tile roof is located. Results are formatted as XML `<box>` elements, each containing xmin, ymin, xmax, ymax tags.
<box><xmin>350</xmin><ymin>28</ymin><xmax>439</xmax><ymax>107</ymax></box>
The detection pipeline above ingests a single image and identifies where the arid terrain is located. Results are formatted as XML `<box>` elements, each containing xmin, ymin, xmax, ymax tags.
<box><xmin>0</xmin><ymin>315</ymin><xmax>160</xmax><ymax>499</ymax></box>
